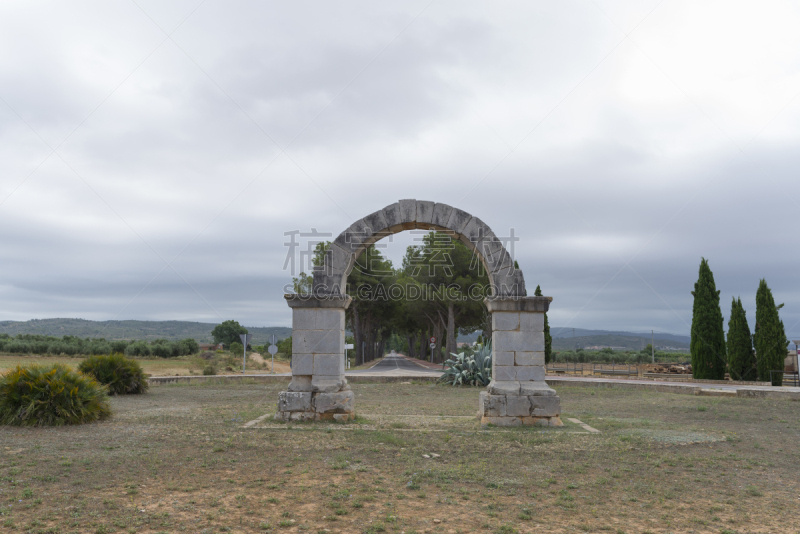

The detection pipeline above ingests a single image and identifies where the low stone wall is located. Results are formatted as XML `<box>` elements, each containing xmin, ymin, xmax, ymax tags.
<box><xmin>641</xmin><ymin>376</ymin><xmax>771</xmax><ymax>386</ymax></box>
<box><xmin>347</xmin><ymin>375</ymin><xmax>438</xmax><ymax>384</ymax></box>
<box><xmin>148</xmin><ymin>374</ymin><xmax>442</xmax><ymax>386</ymax></box>
<box><xmin>547</xmin><ymin>378</ymin><xmax>800</xmax><ymax>400</ymax></box>
<box><xmin>148</xmin><ymin>374</ymin><xmax>290</xmax><ymax>386</ymax></box>
<box><xmin>146</xmin><ymin>374</ymin><xmax>800</xmax><ymax>401</ymax></box>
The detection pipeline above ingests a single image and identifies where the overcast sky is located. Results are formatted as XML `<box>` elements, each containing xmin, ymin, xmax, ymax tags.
<box><xmin>1</xmin><ymin>1</ymin><xmax>798</xmax><ymax>340</ymax></box>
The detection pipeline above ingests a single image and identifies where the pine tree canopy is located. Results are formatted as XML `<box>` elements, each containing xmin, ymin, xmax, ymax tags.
<box><xmin>727</xmin><ymin>297</ymin><xmax>756</xmax><ymax>381</ymax></box>
<box><xmin>690</xmin><ymin>258</ymin><xmax>726</xmax><ymax>380</ymax></box>
<box><xmin>754</xmin><ymin>279</ymin><xmax>789</xmax><ymax>385</ymax></box>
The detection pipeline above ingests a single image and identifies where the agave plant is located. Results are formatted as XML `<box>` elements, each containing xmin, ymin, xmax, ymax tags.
<box><xmin>438</xmin><ymin>340</ymin><xmax>492</xmax><ymax>386</ymax></box>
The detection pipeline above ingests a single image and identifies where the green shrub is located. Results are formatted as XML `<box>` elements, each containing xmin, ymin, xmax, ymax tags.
<box><xmin>125</xmin><ymin>341</ymin><xmax>151</xmax><ymax>357</ymax></box>
<box><xmin>203</xmin><ymin>364</ymin><xmax>217</xmax><ymax>376</ymax></box>
<box><xmin>0</xmin><ymin>364</ymin><xmax>111</xmax><ymax>426</ymax></box>
<box><xmin>229</xmin><ymin>342</ymin><xmax>244</xmax><ymax>355</ymax></box>
<box><xmin>110</xmin><ymin>340</ymin><xmax>129</xmax><ymax>353</ymax></box>
<box><xmin>86</xmin><ymin>341</ymin><xmax>111</xmax><ymax>355</ymax></box>
<box><xmin>439</xmin><ymin>341</ymin><xmax>492</xmax><ymax>386</ymax></box>
<box><xmin>5</xmin><ymin>341</ymin><xmax>28</xmax><ymax>354</ymax></box>
<box><xmin>78</xmin><ymin>353</ymin><xmax>149</xmax><ymax>395</ymax></box>
<box><xmin>149</xmin><ymin>340</ymin><xmax>187</xmax><ymax>358</ymax></box>
<box><xmin>150</xmin><ymin>343</ymin><xmax>172</xmax><ymax>358</ymax></box>
<box><xmin>179</xmin><ymin>338</ymin><xmax>200</xmax><ymax>355</ymax></box>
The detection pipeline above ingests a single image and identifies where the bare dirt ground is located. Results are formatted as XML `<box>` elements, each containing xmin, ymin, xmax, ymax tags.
<box><xmin>247</xmin><ymin>353</ymin><xmax>291</xmax><ymax>374</ymax></box>
<box><xmin>1</xmin><ymin>382</ymin><xmax>798</xmax><ymax>533</ymax></box>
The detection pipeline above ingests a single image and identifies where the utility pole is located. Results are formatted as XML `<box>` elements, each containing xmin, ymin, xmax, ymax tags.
<box><xmin>651</xmin><ymin>330</ymin><xmax>655</xmax><ymax>364</ymax></box>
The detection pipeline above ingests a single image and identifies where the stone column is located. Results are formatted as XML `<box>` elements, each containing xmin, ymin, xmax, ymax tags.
<box><xmin>478</xmin><ymin>296</ymin><xmax>562</xmax><ymax>426</ymax></box>
<box><xmin>275</xmin><ymin>294</ymin><xmax>355</xmax><ymax>422</ymax></box>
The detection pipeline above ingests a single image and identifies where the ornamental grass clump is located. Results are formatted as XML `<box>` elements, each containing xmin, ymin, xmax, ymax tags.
<box><xmin>0</xmin><ymin>364</ymin><xmax>111</xmax><ymax>426</ymax></box>
<box><xmin>439</xmin><ymin>341</ymin><xmax>492</xmax><ymax>386</ymax></box>
<box><xmin>78</xmin><ymin>353</ymin><xmax>149</xmax><ymax>395</ymax></box>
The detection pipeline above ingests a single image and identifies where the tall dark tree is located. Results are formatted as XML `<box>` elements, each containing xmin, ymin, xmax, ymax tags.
<box><xmin>401</xmin><ymin>232</ymin><xmax>488</xmax><ymax>362</ymax></box>
<box><xmin>690</xmin><ymin>258</ymin><xmax>726</xmax><ymax>380</ymax></box>
<box><xmin>347</xmin><ymin>246</ymin><xmax>398</xmax><ymax>365</ymax></box>
<box><xmin>534</xmin><ymin>285</ymin><xmax>552</xmax><ymax>364</ymax></box>
<box><xmin>727</xmin><ymin>297</ymin><xmax>756</xmax><ymax>381</ymax></box>
<box><xmin>754</xmin><ymin>279</ymin><xmax>789</xmax><ymax>385</ymax></box>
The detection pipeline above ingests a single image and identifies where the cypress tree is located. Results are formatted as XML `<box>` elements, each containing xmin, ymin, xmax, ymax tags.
<box><xmin>754</xmin><ymin>279</ymin><xmax>789</xmax><ymax>385</ymax></box>
<box><xmin>534</xmin><ymin>285</ymin><xmax>552</xmax><ymax>364</ymax></box>
<box><xmin>690</xmin><ymin>258</ymin><xmax>726</xmax><ymax>380</ymax></box>
<box><xmin>727</xmin><ymin>297</ymin><xmax>756</xmax><ymax>381</ymax></box>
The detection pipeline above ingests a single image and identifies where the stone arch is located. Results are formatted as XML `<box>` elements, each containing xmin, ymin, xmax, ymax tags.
<box><xmin>276</xmin><ymin>200</ymin><xmax>561</xmax><ymax>427</ymax></box>
<box><xmin>312</xmin><ymin>199</ymin><xmax>526</xmax><ymax>297</ymax></box>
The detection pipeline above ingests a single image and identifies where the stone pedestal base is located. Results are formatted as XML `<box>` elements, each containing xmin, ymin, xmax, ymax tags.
<box><xmin>478</xmin><ymin>387</ymin><xmax>563</xmax><ymax>427</ymax></box>
<box><xmin>480</xmin><ymin>297</ymin><xmax>562</xmax><ymax>427</ymax></box>
<box><xmin>278</xmin><ymin>294</ymin><xmax>353</xmax><ymax>423</ymax></box>
<box><xmin>274</xmin><ymin>388</ymin><xmax>355</xmax><ymax>422</ymax></box>
<box><xmin>479</xmin><ymin>414</ymin><xmax>563</xmax><ymax>427</ymax></box>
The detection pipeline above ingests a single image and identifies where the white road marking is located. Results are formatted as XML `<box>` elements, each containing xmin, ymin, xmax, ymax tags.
<box><xmin>243</xmin><ymin>413</ymin><xmax>273</xmax><ymax>428</ymax></box>
<box><xmin>566</xmin><ymin>417</ymin><xmax>601</xmax><ymax>433</ymax></box>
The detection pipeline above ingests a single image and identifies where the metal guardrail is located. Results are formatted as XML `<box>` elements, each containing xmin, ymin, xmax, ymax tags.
<box><xmin>546</xmin><ymin>363</ymin><xmax>640</xmax><ymax>377</ymax></box>
<box><xmin>592</xmin><ymin>363</ymin><xmax>638</xmax><ymax>376</ymax></box>
<box><xmin>643</xmin><ymin>372</ymin><xmax>691</xmax><ymax>380</ymax></box>
<box><xmin>546</xmin><ymin>363</ymin><xmax>586</xmax><ymax>375</ymax></box>
<box><xmin>770</xmin><ymin>370</ymin><xmax>800</xmax><ymax>387</ymax></box>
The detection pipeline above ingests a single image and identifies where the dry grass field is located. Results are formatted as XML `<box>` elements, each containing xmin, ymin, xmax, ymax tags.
<box><xmin>0</xmin><ymin>354</ymin><xmax>291</xmax><ymax>377</ymax></box>
<box><xmin>1</xmin><ymin>382</ymin><xmax>798</xmax><ymax>534</ymax></box>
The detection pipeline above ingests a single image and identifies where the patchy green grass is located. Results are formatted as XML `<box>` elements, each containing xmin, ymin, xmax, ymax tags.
<box><xmin>0</xmin><ymin>382</ymin><xmax>797</xmax><ymax>532</ymax></box>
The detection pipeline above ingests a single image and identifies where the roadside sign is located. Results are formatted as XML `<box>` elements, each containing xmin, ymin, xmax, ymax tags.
<box><xmin>267</xmin><ymin>338</ymin><xmax>278</xmax><ymax>374</ymax></box>
<box><xmin>429</xmin><ymin>337</ymin><xmax>436</xmax><ymax>343</ymax></box>
<box><xmin>345</xmin><ymin>344</ymin><xmax>354</xmax><ymax>350</ymax></box>
<box><xmin>239</xmin><ymin>334</ymin><xmax>253</xmax><ymax>373</ymax></box>
<box><xmin>430</xmin><ymin>342</ymin><xmax>436</xmax><ymax>349</ymax></box>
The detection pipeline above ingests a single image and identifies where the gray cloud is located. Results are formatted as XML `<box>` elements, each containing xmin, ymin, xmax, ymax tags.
<box><xmin>1</xmin><ymin>1</ymin><xmax>798</xmax><ymax>340</ymax></box>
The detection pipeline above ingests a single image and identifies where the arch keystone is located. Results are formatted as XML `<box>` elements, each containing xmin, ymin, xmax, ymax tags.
<box><xmin>398</xmin><ymin>199</ymin><xmax>417</xmax><ymax>229</ymax></box>
<box><xmin>415</xmin><ymin>200</ymin><xmax>435</xmax><ymax>227</ymax></box>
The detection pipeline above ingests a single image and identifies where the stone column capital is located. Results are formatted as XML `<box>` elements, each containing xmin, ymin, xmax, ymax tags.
<box><xmin>484</xmin><ymin>295</ymin><xmax>552</xmax><ymax>313</ymax></box>
<box><xmin>284</xmin><ymin>293</ymin><xmax>352</xmax><ymax>310</ymax></box>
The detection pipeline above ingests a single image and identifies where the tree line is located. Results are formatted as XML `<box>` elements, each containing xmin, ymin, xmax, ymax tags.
<box><xmin>690</xmin><ymin>258</ymin><xmax>789</xmax><ymax>385</ymax></box>
<box><xmin>553</xmin><ymin>345</ymin><xmax>687</xmax><ymax>364</ymax></box>
<box><xmin>0</xmin><ymin>333</ymin><xmax>200</xmax><ymax>358</ymax></box>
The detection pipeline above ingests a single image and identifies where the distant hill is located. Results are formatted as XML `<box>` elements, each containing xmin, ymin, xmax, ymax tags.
<box><xmin>551</xmin><ymin>334</ymin><xmax>689</xmax><ymax>352</ymax></box>
<box><xmin>550</xmin><ymin>327</ymin><xmax>690</xmax><ymax>345</ymax></box>
<box><xmin>1</xmin><ymin>319</ymin><xmax>689</xmax><ymax>352</ymax></box>
<box><xmin>461</xmin><ymin>327</ymin><xmax>689</xmax><ymax>351</ymax></box>
<box><xmin>0</xmin><ymin>318</ymin><xmax>291</xmax><ymax>345</ymax></box>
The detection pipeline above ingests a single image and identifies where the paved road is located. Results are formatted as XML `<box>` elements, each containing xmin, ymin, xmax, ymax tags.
<box><xmin>347</xmin><ymin>353</ymin><xmax>440</xmax><ymax>375</ymax></box>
